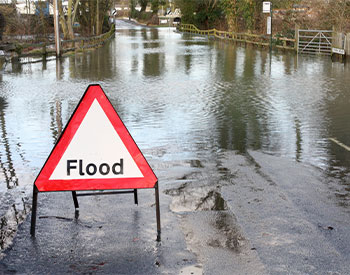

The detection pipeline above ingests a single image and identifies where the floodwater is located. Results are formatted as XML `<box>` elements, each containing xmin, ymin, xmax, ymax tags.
<box><xmin>1</xmin><ymin>20</ymin><xmax>350</xmax><ymax>251</ymax></box>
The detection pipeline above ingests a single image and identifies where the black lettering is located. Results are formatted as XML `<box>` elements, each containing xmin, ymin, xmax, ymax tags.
<box><xmin>112</xmin><ymin>159</ymin><xmax>124</xmax><ymax>175</ymax></box>
<box><xmin>67</xmin><ymin>160</ymin><xmax>77</xmax><ymax>176</ymax></box>
<box><xmin>79</xmin><ymin>159</ymin><xmax>85</xmax><ymax>176</ymax></box>
<box><xmin>86</xmin><ymin>163</ymin><xmax>97</xmax><ymax>176</ymax></box>
<box><xmin>99</xmin><ymin>163</ymin><xmax>110</xmax><ymax>175</ymax></box>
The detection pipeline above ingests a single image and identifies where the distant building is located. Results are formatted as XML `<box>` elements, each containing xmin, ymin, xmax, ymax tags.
<box><xmin>9</xmin><ymin>0</ymin><xmax>54</xmax><ymax>16</ymax></box>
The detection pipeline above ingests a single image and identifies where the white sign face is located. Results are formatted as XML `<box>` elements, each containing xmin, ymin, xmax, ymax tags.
<box><xmin>50</xmin><ymin>99</ymin><xmax>144</xmax><ymax>180</ymax></box>
<box><xmin>267</xmin><ymin>16</ymin><xmax>271</xmax><ymax>35</ymax></box>
<box><xmin>332</xmin><ymin>47</ymin><xmax>345</xmax><ymax>55</ymax></box>
<box><xmin>263</xmin><ymin>2</ymin><xmax>271</xmax><ymax>13</ymax></box>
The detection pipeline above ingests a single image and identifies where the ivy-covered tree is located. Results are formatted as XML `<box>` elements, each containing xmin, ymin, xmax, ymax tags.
<box><xmin>151</xmin><ymin>0</ymin><xmax>166</xmax><ymax>14</ymax></box>
<box><xmin>57</xmin><ymin>0</ymin><xmax>79</xmax><ymax>39</ymax></box>
<box><xmin>175</xmin><ymin>0</ymin><xmax>196</xmax><ymax>24</ymax></box>
<box><xmin>221</xmin><ymin>0</ymin><xmax>300</xmax><ymax>33</ymax></box>
<box><xmin>76</xmin><ymin>0</ymin><xmax>114</xmax><ymax>36</ymax></box>
<box><xmin>139</xmin><ymin>0</ymin><xmax>149</xmax><ymax>12</ymax></box>
<box><xmin>220</xmin><ymin>0</ymin><xmax>239</xmax><ymax>32</ymax></box>
<box><xmin>175</xmin><ymin>0</ymin><xmax>222</xmax><ymax>29</ymax></box>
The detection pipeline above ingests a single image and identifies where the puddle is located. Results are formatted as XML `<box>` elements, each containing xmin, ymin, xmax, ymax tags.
<box><xmin>0</xmin><ymin>197</ymin><xmax>30</xmax><ymax>256</ymax></box>
<box><xmin>165</xmin><ymin>185</ymin><xmax>227</xmax><ymax>213</ymax></box>
<box><xmin>210</xmin><ymin>212</ymin><xmax>245</xmax><ymax>251</ymax></box>
<box><xmin>179</xmin><ymin>264</ymin><xmax>203</xmax><ymax>275</ymax></box>
<box><xmin>189</xmin><ymin>160</ymin><xmax>204</xmax><ymax>168</ymax></box>
<box><xmin>196</xmin><ymin>191</ymin><xmax>226</xmax><ymax>211</ymax></box>
<box><xmin>164</xmin><ymin>182</ymin><xmax>188</xmax><ymax>196</ymax></box>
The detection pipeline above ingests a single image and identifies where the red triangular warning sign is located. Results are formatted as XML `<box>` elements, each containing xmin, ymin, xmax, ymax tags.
<box><xmin>35</xmin><ymin>85</ymin><xmax>158</xmax><ymax>192</ymax></box>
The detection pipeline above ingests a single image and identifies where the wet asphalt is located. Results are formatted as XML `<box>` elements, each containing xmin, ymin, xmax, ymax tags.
<box><xmin>1</xmin><ymin>150</ymin><xmax>350</xmax><ymax>274</ymax></box>
<box><xmin>0</xmin><ymin>186</ymin><xmax>197</xmax><ymax>274</ymax></box>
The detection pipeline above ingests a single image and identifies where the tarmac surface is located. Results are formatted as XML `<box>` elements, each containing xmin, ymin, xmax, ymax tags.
<box><xmin>1</xmin><ymin>149</ymin><xmax>350</xmax><ymax>274</ymax></box>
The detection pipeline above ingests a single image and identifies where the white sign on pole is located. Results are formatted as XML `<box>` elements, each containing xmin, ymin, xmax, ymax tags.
<box><xmin>267</xmin><ymin>16</ymin><xmax>271</xmax><ymax>35</ymax></box>
<box><xmin>332</xmin><ymin>47</ymin><xmax>345</xmax><ymax>55</ymax></box>
<box><xmin>263</xmin><ymin>2</ymin><xmax>271</xmax><ymax>13</ymax></box>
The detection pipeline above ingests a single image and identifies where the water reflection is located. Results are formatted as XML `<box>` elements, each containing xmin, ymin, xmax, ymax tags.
<box><xmin>50</xmin><ymin>99</ymin><xmax>63</xmax><ymax>142</ymax></box>
<box><xmin>0</xmin><ymin>21</ymin><xmax>349</xmax><ymax>205</ymax></box>
<box><xmin>66</xmin><ymin>40</ymin><xmax>118</xmax><ymax>80</ymax></box>
<box><xmin>0</xmin><ymin>97</ymin><xmax>18</xmax><ymax>190</ymax></box>
<box><xmin>10</xmin><ymin>58</ymin><xmax>22</xmax><ymax>74</ymax></box>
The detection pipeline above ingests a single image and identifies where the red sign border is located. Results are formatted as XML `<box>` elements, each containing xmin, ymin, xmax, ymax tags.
<box><xmin>34</xmin><ymin>84</ymin><xmax>158</xmax><ymax>192</ymax></box>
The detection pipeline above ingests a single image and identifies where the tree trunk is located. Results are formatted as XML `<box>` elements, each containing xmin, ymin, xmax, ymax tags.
<box><xmin>96</xmin><ymin>0</ymin><xmax>101</xmax><ymax>35</ymax></box>
<box><xmin>140</xmin><ymin>0</ymin><xmax>148</xmax><ymax>12</ymax></box>
<box><xmin>58</xmin><ymin>1</ymin><xmax>69</xmax><ymax>39</ymax></box>
<box><xmin>67</xmin><ymin>0</ymin><xmax>74</xmax><ymax>40</ymax></box>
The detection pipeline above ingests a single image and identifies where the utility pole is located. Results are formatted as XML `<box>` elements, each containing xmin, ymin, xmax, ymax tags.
<box><xmin>53</xmin><ymin>0</ymin><xmax>61</xmax><ymax>57</ymax></box>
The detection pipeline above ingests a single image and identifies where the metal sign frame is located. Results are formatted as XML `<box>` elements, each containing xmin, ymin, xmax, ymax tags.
<box><xmin>30</xmin><ymin>84</ymin><xmax>161</xmax><ymax>241</ymax></box>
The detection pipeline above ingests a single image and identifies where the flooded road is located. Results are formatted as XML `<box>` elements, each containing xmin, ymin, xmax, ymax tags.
<box><xmin>1</xmin><ymin>20</ymin><xmax>350</xmax><ymax>273</ymax></box>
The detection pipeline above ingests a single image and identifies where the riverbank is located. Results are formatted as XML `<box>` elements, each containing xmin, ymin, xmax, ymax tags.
<box><xmin>0</xmin><ymin>25</ymin><xmax>115</xmax><ymax>68</ymax></box>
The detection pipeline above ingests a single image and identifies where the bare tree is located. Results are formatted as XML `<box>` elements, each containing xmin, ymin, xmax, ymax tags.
<box><xmin>58</xmin><ymin>0</ymin><xmax>80</xmax><ymax>39</ymax></box>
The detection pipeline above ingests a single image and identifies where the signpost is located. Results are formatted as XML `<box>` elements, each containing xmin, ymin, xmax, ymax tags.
<box><xmin>30</xmin><ymin>85</ymin><xmax>161</xmax><ymax>241</ymax></box>
<box><xmin>263</xmin><ymin>2</ymin><xmax>272</xmax><ymax>52</ymax></box>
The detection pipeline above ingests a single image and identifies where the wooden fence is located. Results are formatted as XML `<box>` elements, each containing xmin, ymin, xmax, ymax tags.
<box><xmin>9</xmin><ymin>25</ymin><xmax>116</xmax><ymax>59</ymax></box>
<box><xmin>178</xmin><ymin>23</ymin><xmax>350</xmax><ymax>62</ymax></box>
<box><xmin>177</xmin><ymin>24</ymin><xmax>295</xmax><ymax>51</ymax></box>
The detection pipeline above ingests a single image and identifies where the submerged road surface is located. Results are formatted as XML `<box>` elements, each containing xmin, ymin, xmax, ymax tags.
<box><xmin>1</xmin><ymin>20</ymin><xmax>350</xmax><ymax>274</ymax></box>
<box><xmin>2</xmin><ymin>149</ymin><xmax>350</xmax><ymax>274</ymax></box>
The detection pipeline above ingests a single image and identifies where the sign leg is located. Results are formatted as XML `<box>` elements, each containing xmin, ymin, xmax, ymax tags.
<box><xmin>72</xmin><ymin>191</ymin><xmax>79</xmax><ymax>209</ymax></box>
<box><xmin>134</xmin><ymin>189</ymin><xmax>138</xmax><ymax>205</ymax></box>
<box><xmin>155</xmin><ymin>182</ymin><xmax>161</xmax><ymax>242</ymax></box>
<box><xmin>30</xmin><ymin>185</ymin><xmax>39</xmax><ymax>237</ymax></box>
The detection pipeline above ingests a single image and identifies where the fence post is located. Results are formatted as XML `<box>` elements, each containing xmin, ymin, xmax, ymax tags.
<box><xmin>332</xmin><ymin>30</ymin><xmax>343</xmax><ymax>49</ymax></box>
<box><xmin>346</xmin><ymin>33</ymin><xmax>350</xmax><ymax>61</ymax></box>
<box><xmin>42</xmin><ymin>43</ymin><xmax>47</xmax><ymax>59</ymax></box>
<box><xmin>295</xmin><ymin>25</ymin><xmax>299</xmax><ymax>53</ymax></box>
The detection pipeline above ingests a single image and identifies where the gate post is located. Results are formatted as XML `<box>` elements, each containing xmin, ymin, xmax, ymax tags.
<box><xmin>295</xmin><ymin>25</ymin><xmax>299</xmax><ymax>53</ymax></box>
<box><xmin>346</xmin><ymin>33</ymin><xmax>350</xmax><ymax>61</ymax></box>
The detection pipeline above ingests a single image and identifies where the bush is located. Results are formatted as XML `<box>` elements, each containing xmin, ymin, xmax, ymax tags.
<box><xmin>0</xmin><ymin>4</ymin><xmax>53</xmax><ymax>40</ymax></box>
<box><xmin>134</xmin><ymin>11</ymin><xmax>153</xmax><ymax>22</ymax></box>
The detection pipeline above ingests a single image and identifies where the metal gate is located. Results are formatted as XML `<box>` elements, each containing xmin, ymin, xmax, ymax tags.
<box><xmin>297</xmin><ymin>29</ymin><xmax>333</xmax><ymax>55</ymax></box>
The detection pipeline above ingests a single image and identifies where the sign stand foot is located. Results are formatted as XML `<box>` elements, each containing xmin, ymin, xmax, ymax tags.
<box><xmin>30</xmin><ymin>185</ymin><xmax>39</xmax><ymax>237</ymax></box>
<box><xmin>134</xmin><ymin>189</ymin><xmax>138</xmax><ymax>205</ymax></box>
<box><xmin>72</xmin><ymin>191</ymin><xmax>79</xmax><ymax>209</ymax></box>
<box><xmin>155</xmin><ymin>182</ymin><xmax>161</xmax><ymax>242</ymax></box>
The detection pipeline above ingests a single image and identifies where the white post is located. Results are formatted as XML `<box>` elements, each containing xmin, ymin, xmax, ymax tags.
<box><xmin>53</xmin><ymin>0</ymin><xmax>61</xmax><ymax>57</ymax></box>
